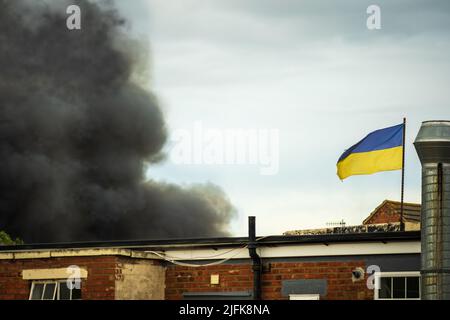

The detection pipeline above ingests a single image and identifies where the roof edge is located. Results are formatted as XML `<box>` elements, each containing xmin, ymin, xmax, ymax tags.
<box><xmin>0</xmin><ymin>231</ymin><xmax>421</xmax><ymax>253</ymax></box>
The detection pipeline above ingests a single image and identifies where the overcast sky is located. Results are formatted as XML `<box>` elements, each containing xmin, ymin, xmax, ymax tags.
<box><xmin>115</xmin><ymin>0</ymin><xmax>450</xmax><ymax>236</ymax></box>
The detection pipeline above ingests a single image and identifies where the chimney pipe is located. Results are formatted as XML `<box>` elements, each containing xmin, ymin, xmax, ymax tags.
<box><xmin>414</xmin><ymin>120</ymin><xmax>450</xmax><ymax>299</ymax></box>
<box><xmin>248</xmin><ymin>216</ymin><xmax>262</xmax><ymax>300</ymax></box>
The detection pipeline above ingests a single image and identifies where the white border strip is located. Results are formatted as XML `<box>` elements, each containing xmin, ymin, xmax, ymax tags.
<box><xmin>150</xmin><ymin>241</ymin><xmax>421</xmax><ymax>261</ymax></box>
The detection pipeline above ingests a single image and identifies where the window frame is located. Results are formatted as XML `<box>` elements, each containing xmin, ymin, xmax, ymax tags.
<box><xmin>29</xmin><ymin>280</ymin><xmax>81</xmax><ymax>300</ymax></box>
<box><xmin>374</xmin><ymin>271</ymin><xmax>421</xmax><ymax>300</ymax></box>
<box><xmin>57</xmin><ymin>280</ymin><xmax>82</xmax><ymax>300</ymax></box>
<box><xmin>29</xmin><ymin>281</ymin><xmax>58</xmax><ymax>300</ymax></box>
<box><xmin>289</xmin><ymin>294</ymin><xmax>320</xmax><ymax>300</ymax></box>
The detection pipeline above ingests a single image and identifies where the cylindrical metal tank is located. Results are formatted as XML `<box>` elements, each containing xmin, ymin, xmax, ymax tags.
<box><xmin>414</xmin><ymin>120</ymin><xmax>450</xmax><ymax>299</ymax></box>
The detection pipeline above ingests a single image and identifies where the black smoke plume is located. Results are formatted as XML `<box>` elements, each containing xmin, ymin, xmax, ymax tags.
<box><xmin>0</xmin><ymin>0</ymin><xmax>236</xmax><ymax>243</ymax></box>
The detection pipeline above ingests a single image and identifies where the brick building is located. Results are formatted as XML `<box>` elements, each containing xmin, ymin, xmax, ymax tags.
<box><xmin>363</xmin><ymin>200</ymin><xmax>421</xmax><ymax>230</ymax></box>
<box><xmin>0</xmin><ymin>200</ymin><xmax>422</xmax><ymax>300</ymax></box>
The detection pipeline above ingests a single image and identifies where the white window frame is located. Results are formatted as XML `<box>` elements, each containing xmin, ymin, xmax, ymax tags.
<box><xmin>374</xmin><ymin>271</ymin><xmax>421</xmax><ymax>300</ymax></box>
<box><xmin>29</xmin><ymin>280</ymin><xmax>81</xmax><ymax>300</ymax></box>
<box><xmin>57</xmin><ymin>280</ymin><xmax>80</xmax><ymax>300</ymax></box>
<box><xmin>29</xmin><ymin>281</ymin><xmax>58</xmax><ymax>300</ymax></box>
<box><xmin>289</xmin><ymin>294</ymin><xmax>320</xmax><ymax>300</ymax></box>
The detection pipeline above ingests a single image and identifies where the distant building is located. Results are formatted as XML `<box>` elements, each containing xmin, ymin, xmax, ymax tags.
<box><xmin>363</xmin><ymin>200</ymin><xmax>421</xmax><ymax>231</ymax></box>
<box><xmin>284</xmin><ymin>199</ymin><xmax>421</xmax><ymax>236</ymax></box>
<box><xmin>0</xmin><ymin>200</ymin><xmax>421</xmax><ymax>300</ymax></box>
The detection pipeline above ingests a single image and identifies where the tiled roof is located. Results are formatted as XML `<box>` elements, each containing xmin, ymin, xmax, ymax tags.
<box><xmin>392</xmin><ymin>201</ymin><xmax>421</xmax><ymax>223</ymax></box>
<box><xmin>362</xmin><ymin>200</ymin><xmax>421</xmax><ymax>225</ymax></box>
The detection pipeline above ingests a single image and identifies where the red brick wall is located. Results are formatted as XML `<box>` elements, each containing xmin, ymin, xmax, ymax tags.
<box><xmin>0</xmin><ymin>256</ymin><xmax>118</xmax><ymax>300</ymax></box>
<box><xmin>165</xmin><ymin>264</ymin><xmax>253</xmax><ymax>300</ymax></box>
<box><xmin>365</xmin><ymin>203</ymin><xmax>400</xmax><ymax>224</ymax></box>
<box><xmin>165</xmin><ymin>261</ymin><xmax>374</xmax><ymax>300</ymax></box>
<box><xmin>262</xmin><ymin>261</ymin><xmax>373</xmax><ymax>300</ymax></box>
<box><xmin>1</xmin><ymin>256</ymin><xmax>375</xmax><ymax>300</ymax></box>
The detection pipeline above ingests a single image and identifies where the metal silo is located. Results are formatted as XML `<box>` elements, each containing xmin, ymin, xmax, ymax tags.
<box><xmin>414</xmin><ymin>120</ymin><xmax>450</xmax><ymax>299</ymax></box>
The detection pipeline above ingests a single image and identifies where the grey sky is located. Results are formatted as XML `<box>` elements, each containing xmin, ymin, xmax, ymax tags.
<box><xmin>116</xmin><ymin>0</ymin><xmax>450</xmax><ymax>236</ymax></box>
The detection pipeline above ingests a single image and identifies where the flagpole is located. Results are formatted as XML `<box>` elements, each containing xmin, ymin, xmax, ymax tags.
<box><xmin>400</xmin><ymin>117</ymin><xmax>406</xmax><ymax>231</ymax></box>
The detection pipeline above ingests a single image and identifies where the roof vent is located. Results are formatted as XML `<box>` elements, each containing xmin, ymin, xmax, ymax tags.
<box><xmin>414</xmin><ymin>120</ymin><xmax>450</xmax><ymax>300</ymax></box>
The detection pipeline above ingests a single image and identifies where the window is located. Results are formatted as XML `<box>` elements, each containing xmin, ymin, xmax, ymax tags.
<box><xmin>374</xmin><ymin>272</ymin><xmax>420</xmax><ymax>300</ymax></box>
<box><xmin>183</xmin><ymin>291</ymin><xmax>253</xmax><ymax>300</ymax></box>
<box><xmin>29</xmin><ymin>282</ymin><xmax>57</xmax><ymax>300</ymax></box>
<box><xmin>29</xmin><ymin>281</ymin><xmax>82</xmax><ymax>300</ymax></box>
<box><xmin>289</xmin><ymin>294</ymin><xmax>320</xmax><ymax>300</ymax></box>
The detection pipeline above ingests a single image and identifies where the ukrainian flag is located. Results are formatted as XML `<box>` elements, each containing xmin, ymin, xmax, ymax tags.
<box><xmin>337</xmin><ymin>123</ymin><xmax>404</xmax><ymax>180</ymax></box>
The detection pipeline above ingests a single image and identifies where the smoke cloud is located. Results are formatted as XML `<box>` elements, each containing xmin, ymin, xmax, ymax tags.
<box><xmin>0</xmin><ymin>0</ymin><xmax>236</xmax><ymax>243</ymax></box>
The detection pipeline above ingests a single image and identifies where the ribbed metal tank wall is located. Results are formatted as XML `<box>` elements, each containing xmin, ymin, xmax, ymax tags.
<box><xmin>414</xmin><ymin>121</ymin><xmax>450</xmax><ymax>300</ymax></box>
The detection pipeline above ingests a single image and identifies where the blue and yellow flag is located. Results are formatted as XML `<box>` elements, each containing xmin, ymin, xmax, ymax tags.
<box><xmin>337</xmin><ymin>123</ymin><xmax>404</xmax><ymax>180</ymax></box>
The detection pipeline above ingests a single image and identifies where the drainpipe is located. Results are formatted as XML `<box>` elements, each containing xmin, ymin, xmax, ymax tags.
<box><xmin>248</xmin><ymin>216</ymin><xmax>262</xmax><ymax>300</ymax></box>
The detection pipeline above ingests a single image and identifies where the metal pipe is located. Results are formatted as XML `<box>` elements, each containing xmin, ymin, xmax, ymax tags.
<box><xmin>400</xmin><ymin>117</ymin><xmax>406</xmax><ymax>231</ymax></box>
<box><xmin>414</xmin><ymin>120</ymin><xmax>450</xmax><ymax>299</ymax></box>
<box><xmin>248</xmin><ymin>216</ymin><xmax>262</xmax><ymax>300</ymax></box>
